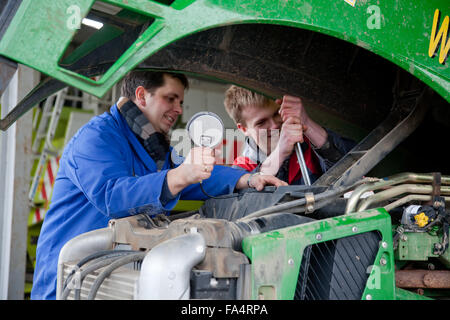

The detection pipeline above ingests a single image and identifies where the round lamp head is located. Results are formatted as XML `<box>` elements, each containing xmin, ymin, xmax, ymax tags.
<box><xmin>186</xmin><ymin>112</ymin><xmax>224</xmax><ymax>148</ymax></box>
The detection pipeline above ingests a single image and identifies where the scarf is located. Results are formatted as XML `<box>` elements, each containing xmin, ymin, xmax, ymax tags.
<box><xmin>119</xmin><ymin>100</ymin><xmax>171</xmax><ymax>170</ymax></box>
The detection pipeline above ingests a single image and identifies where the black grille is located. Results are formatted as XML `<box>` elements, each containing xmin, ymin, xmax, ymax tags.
<box><xmin>295</xmin><ymin>231</ymin><xmax>381</xmax><ymax>300</ymax></box>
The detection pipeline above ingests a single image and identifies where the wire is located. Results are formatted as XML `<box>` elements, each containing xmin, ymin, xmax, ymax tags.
<box><xmin>62</xmin><ymin>249</ymin><xmax>136</xmax><ymax>292</ymax></box>
<box><xmin>199</xmin><ymin>182</ymin><xmax>223</xmax><ymax>199</ymax></box>
<box><xmin>87</xmin><ymin>252</ymin><xmax>147</xmax><ymax>300</ymax></box>
<box><xmin>237</xmin><ymin>178</ymin><xmax>374</xmax><ymax>222</ymax></box>
<box><xmin>62</xmin><ymin>251</ymin><xmax>139</xmax><ymax>300</ymax></box>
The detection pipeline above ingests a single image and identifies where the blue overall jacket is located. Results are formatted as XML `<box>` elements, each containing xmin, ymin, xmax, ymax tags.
<box><xmin>31</xmin><ymin>104</ymin><xmax>246</xmax><ymax>300</ymax></box>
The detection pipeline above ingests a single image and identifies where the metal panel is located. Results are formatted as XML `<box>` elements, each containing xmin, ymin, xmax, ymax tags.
<box><xmin>0</xmin><ymin>65</ymin><xmax>38</xmax><ymax>299</ymax></box>
<box><xmin>0</xmin><ymin>0</ymin><xmax>447</xmax><ymax>100</ymax></box>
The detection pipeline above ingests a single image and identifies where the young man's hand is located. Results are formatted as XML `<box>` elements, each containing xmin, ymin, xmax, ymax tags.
<box><xmin>276</xmin><ymin>95</ymin><xmax>328</xmax><ymax>149</ymax></box>
<box><xmin>277</xmin><ymin>116</ymin><xmax>306</xmax><ymax>160</ymax></box>
<box><xmin>276</xmin><ymin>95</ymin><xmax>310</xmax><ymax>126</ymax></box>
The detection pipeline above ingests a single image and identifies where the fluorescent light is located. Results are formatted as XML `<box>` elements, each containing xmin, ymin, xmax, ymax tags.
<box><xmin>82</xmin><ymin>18</ymin><xmax>103</xmax><ymax>30</ymax></box>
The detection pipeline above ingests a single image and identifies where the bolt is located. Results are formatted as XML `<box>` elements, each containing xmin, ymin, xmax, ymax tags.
<box><xmin>352</xmin><ymin>226</ymin><xmax>358</xmax><ymax>233</ymax></box>
<box><xmin>316</xmin><ymin>233</ymin><xmax>322</xmax><ymax>241</ymax></box>
<box><xmin>380</xmin><ymin>258</ymin><xmax>387</xmax><ymax>266</ymax></box>
<box><xmin>381</xmin><ymin>241</ymin><xmax>388</xmax><ymax>249</ymax></box>
<box><xmin>210</xmin><ymin>278</ymin><xmax>218</xmax><ymax>287</ymax></box>
<box><xmin>366</xmin><ymin>294</ymin><xmax>372</xmax><ymax>300</ymax></box>
<box><xmin>288</xmin><ymin>258</ymin><xmax>294</xmax><ymax>266</ymax></box>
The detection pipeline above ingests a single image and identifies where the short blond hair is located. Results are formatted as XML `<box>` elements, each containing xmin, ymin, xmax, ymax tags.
<box><xmin>224</xmin><ymin>85</ymin><xmax>271</xmax><ymax>125</ymax></box>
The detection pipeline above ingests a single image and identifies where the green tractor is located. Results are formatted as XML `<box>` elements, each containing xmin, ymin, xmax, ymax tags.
<box><xmin>0</xmin><ymin>0</ymin><xmax>449</xmax><ymax>300</ymax></box>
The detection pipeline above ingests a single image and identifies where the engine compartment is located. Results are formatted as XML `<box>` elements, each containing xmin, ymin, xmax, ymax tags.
<box><xmin>57</xmin><ymin>172</ymin><xmax>450</xmax><ymax>300</ymax></box>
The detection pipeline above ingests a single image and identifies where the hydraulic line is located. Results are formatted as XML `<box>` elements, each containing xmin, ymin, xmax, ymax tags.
<box><xmin>62</xmin><ymin>251</ymin><xmax>139</xmax><ymax>300</ymax></box>
<box><xmin>87</xmin><ymin>252</ymin><xmax>146</xmax><ymax>300</ymax></box>
<box><xmin>237</xmin><ymin>177</ymin><xmax>376</xmax><ymax>222</ymax></box>
<box><xmin>63</xmin><ymin>249</ymin><xmax>136</xmax><ymax>292</ymax></box>
<box><xmin>356</xmin><ymin>184</ymin><xmax>450</xmax><ymax>211</ymax></box>
<box><xmin>345</xmin><ymin>172</ymin><xmax>450</xmax><ymax>214</ymax></box>
<box><xmin>384</xmin><ymin>194</ymin><xmax>450</xmax><ymax>212</ymax></box>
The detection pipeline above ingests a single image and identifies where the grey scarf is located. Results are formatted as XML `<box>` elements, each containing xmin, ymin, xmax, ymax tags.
<box><xmin>119</xmin><ymin>100</ymin><xmax>171</xmax><ymax>170</ymax></box>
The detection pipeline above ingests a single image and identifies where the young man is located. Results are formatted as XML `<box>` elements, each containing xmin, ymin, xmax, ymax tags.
<box><xmin>31</xmin><ymin>71</ymin><xmax>285</xmax><ymax>300</ymax></box>
<box><xmin>224</xmin><ymin>85</ymin><xmax>355</xmax><ymax>184</ymax></box>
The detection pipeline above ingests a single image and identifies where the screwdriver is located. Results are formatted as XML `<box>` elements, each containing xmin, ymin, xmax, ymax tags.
<box><xmin>295</xmin><ymin>142</ymin><xmax>311</xmax><ymax>186</ymax></box>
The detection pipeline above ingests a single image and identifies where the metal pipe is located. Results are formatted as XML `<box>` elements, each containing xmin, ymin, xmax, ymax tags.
<box><xmin>356</xmin><ymin>184</ymin><xmax>450</xmax><ymax>212</ymax></box>
<box><xmin>384</xmin><ymin>195</ymin><xmax>450</xmax><ymax>212</ymax></box>
<box><xmin>345</xmin><ymin>173</ymin><xmax>450</xmax><ymax>214</ymax></box>
<box><xmin>56</xmin><ymin>227</ymin><xmax>113</xmax><ymax>300</ymax></box>
<box><xmin>238</xmin><ymin>177</ymin><xmax>376</xmax><ymax>222</ymax></box>
<box><xmin>137</xmin><ymin>231</ymin><xmax>206</xmax><ymax>300</ymax></box>
<box><xmin>395</xmin><ymin>270</ymin><xmax>450</xmax><ymax>289</ymax></box>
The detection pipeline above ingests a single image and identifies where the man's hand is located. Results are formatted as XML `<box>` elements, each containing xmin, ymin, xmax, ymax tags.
<box><xmin>276</xmin><ymin>95</ymin><xmax>309</xmax><ymax>127</ymax></box>
<box><xmin>236</xmin><ymin>173</ymin><xmax>288</xmax><ymax>191</ymax></box>
<box><xmin>276</xmin><ymin>95</ymin><xmax>328</xmax><ymax>149</ymax></box>
<box><xmin>182</xmin><ymin>147</ymin><xmax>216</xmax><ymax>184</ymax></box>
<box><xmin>277</xmin><ymin>116</ymin><xmax>305</xmax><ymax>160</ymax></box>
<box><xmin>167</xmin><ymin>147</ymin><xmax>216</xmax><ymax>195</ymax></box>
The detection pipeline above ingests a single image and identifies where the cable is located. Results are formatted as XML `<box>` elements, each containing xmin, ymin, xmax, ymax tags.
<box><xmin>62</xmin><ymin>251</ymin><xmax>138</xmax><ymax>300</ymax></box>
<box><xmin>63</xmin><ymin>249</ymin><xmax>136</xmax><ymax>292</ymax></box>
<box><xmin>87</xmin><ymin>252</ymin><xmax>147</xmax><ymax>300</ymax></box>
<box><xmin>237</xmin><ymin>177</ymin><xmax>374</xmax><ymax>222</ymax></box>
<box><xmin>199</xmin><ymin>182</ymin><xmax>223</xmax><ymax>199</ymax></box>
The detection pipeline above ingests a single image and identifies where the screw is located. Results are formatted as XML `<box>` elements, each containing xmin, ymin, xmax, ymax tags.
<box><xmin>316</xmin><ymin>233</ymin><xmax>322</xmax><ymax>241</ymax></box>
<box><xmin>380</xmin><ymin>258</ymin><xmax>387</xmax><ymax>266</ymax></box>
<box><xmin>352</xmin><ymin>226</ymin><xmax>358</xmax><ymax>233</ymax></box>
<box><xmin>381</xmin><ymin>241</ymin><xmax>388</xmax><ymax>249</ymax></box>
<box><xmin>288</xmin><ymin>258</ymin><xmax>294</xmax><ymax>266</ymax></box>
<box><xmin>366</xmin><ymin>294</ymin><xmax>372</xmax><ymax>300</ymax></box>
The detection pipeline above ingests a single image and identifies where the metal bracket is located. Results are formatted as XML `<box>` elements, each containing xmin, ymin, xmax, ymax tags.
<box><xmin>313</xmin><ymin>86</ymin><xmax>430</xmax><ymax>189</ymax></box>
<box><xmin>304</xmin><ymin>192</ymin><xmax>315</xmax><ymax>214</ymax></box>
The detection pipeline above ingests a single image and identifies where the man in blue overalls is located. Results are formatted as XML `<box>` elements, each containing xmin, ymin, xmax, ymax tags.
<box><xmin>31</xmin><ymin>71</ymin><xmax>285</xmax><ymax>300</ymax></box>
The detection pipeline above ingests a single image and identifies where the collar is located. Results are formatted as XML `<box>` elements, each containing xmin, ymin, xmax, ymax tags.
<box><xmin>241</xmin><ymin>137</ymin><xmax>267</xmax><ymax>164</ymax></box>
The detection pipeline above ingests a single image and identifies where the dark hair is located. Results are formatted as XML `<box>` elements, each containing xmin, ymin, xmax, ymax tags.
<box><xmin>120</xmin><ymin>70</ymin><xmax>189</xmax><ymax>99</ymax></box>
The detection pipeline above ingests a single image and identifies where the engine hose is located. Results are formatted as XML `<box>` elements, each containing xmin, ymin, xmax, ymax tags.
<box><xmin>63</xmin><ymin>249</ymin><xmax>136</xmax><ymax>291</ymax></box>
<box><xmin>237</xmin><ymin>178</ymin><xmax>374</xmax><ymax>222</ymax></box>
<box><xmin>87</xmin><ymin>252</ymin><xmax>147</xmax><ymax>300</ymax></box>
<box><xmin>62</xmin><ymin>252</ymin><xmax>138</xmax><ymax>300</ymax></box>
<box><xmin>231</xmin><ymin>213</ymin><xmax>315</xmax><ymax>251</ymax></box>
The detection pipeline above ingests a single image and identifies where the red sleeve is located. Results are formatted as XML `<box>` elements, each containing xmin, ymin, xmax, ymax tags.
<box><xmin>232</xmin><ymin>156</ymin><xmax>258</xmax><ymax>172</ymax></box>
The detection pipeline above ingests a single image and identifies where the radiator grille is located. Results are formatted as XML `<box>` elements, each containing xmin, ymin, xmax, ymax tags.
<box><xmin>295</xmin><ymin>231</ymin><xmax>381</xmax><ymax>300</ymax></box>
<box><xmin>62</xmin><ymin>262</ymin><xmax>139</xmax><ymax>300</ymax></box>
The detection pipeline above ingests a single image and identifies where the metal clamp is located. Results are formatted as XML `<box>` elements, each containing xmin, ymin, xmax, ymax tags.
<box><xmin>305</xmin><ymin>192</ymin><xmax>315</xmax><ymax>214</ymax></box>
